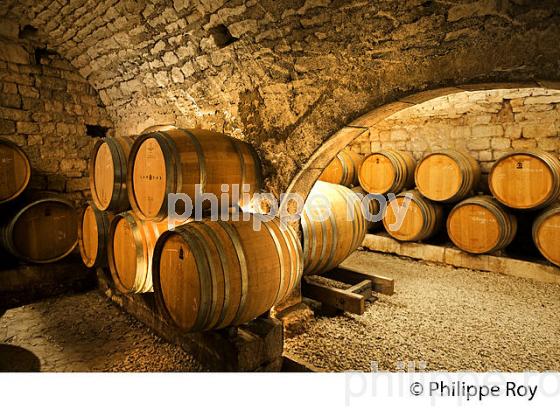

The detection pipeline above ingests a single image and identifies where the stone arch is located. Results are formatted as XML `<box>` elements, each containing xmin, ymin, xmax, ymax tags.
<box><xmin>283</xmin><ymin>81</ymin><xmax>560</xmax><ymax>209</ymax></box>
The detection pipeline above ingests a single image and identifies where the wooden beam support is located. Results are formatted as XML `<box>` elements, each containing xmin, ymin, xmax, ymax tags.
<box><xmin>302</xmin><ymin>277</ymin><xmax>365</xmax><ymax>315</ymax></box>
<box><xmin>346</xmin><ymin>280</ymin><xmax>372</xmax><ymax>297</ymax></box>
<box><xmin>322</xmin><ymin>266</ymin><xmax>395</xmax><ymax>295</ymax></box>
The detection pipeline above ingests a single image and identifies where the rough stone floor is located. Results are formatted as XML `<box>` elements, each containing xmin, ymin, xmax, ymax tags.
<box><xmin>0</xmin><ymin>291</ymin><xmax>206</xmax><ymax>372</ymax></box>
<box><xmin>285</xmin><ymin>251</ymin><xmax>560</xmax><ymax>372</ymax></box>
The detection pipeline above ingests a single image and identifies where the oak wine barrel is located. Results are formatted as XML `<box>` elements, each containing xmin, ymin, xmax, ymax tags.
<box><xmin>302</xmin><ymin>181</ymin><xmax>367</xmax><ymax>275</ymax></box>
<box><xmin>318</xmin><ymin>149</ymin><xmax>363</xmax><ymax>187</ymax></box>
<box><xmin>152</xmin><ymin>215</ymin><xmax>302</xmax><ymax>332</ymax></box>
<box><xmin>128</xmin><ymin>128</ymin><xmax>262</xmax><ymax>221</ymax></box>
<box><xmin>351</xmin><ymin>186</ymin><xmax>382</xmax><ymax>231</ymax></box>
<box><xmin>89</xmin><ymin>136</ymin><xmax>135</xmax><ymax>212</ymax></box>
<box><xmin>358</xmin><ymin>150</ymin><xmax>416</xmax><ymax>195</ymax></box>
<box><xmin>532</xmin><ymin>204</ymin><xmax>560</xmax><ymax>266</ymax></box>
<box><xmin>415</xmin><ymin>149</ymin><xmax>480</xmax><ymax>203</ymax></box>
<box><xmin>0</xmin><ymin>138</ymin><xmax>31</xmax><ymax>204</ymax></box>
<box><xmin>489</xmin><ymin>150</ymin><xmax>560</xmax><ymax>210</ymax></box>
<box><xmin>383</xmin><ymin>190</ymin><xmax>443</xmax><ymax>242</ymax></box>
<box><xmin>107</xmin><ymin>212</ymin><xmax>172</xmax><ymax>294</ymax></box>
<box><xmin>447</xmin><ymin>196</ymin><xmax>517</xmax><ymax>254</ymax></box>
<box><xmin>78</xmin><ymin>203</ymin><xmax>114</xmax><ymax>268</ymax></box>
<box><xmin>0</xmin><ymin>197</ymin><xmax>78</xmax><ymax>263</ymax></box>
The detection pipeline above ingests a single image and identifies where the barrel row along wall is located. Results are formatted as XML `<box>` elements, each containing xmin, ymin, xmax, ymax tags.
<box><xmin>348</xmin><ymin>88</ymin><xmax>560</xmax><ymax>181</ymax></box>
<box><xmin>0</xmin><ymin>23</ymin><xmax>113</xmax><ymax>205</ymax></box>
<box><xmin>2</xmin><ymin>0</ymin><xmax>560</xmax><ymax>195</ymax></box>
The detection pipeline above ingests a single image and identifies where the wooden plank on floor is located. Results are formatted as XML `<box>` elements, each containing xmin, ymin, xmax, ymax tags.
<box><xmin>347</xmin><ymin>280</ymin><xmax>372</xmax><ymax>297</ymax></box>
<box><xmin>302</xmin><ymin>277</ymin><xmax>365</xmax><ymax>314</ymax></box>
<box><xmin>323</xmin><ymin>267</ymin><xmax>395</xmax><ymax>295</ymax></box>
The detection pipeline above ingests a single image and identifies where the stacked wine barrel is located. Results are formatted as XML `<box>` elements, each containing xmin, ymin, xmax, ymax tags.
<box><xmin>319</xmin><ymin>149</ymin><xmax>363</xmax><ymax>187</ymax></box>
<box><xmin>78</xmin><ymin>128</ymin><xmax>303</xmax><ymax>333</ymax></box>
<box><xmin>350</xmin><ymin>146</ymin><xmax>560</xmax><ymax>264</ymax></box>
<box><xmin>383</xmin><ymin>190</ymin><xmax>443</xmax><ymax>242</ymax></box>
<box><xmin>0</xmin><ymin>138</ymin><xmax>79</xmax><ymax>264</ymax></box>
<box><xmin>0</xmin><ymin>139</ymin><xmax>31</xmax><ymax>205</ymax></box>
<box><xmin>359</xmin><ymin>149</ymin><xmax>416</xmax><ymax>195</ymax></box>
<box><xmin>301</xmin><ymin>181</ymin><xmax>367</xmax><ymax>275</ymax></box>
<box><xmin>447</xmin><ymin>196</ymin><xmax>517</xmax><ymax>254</ymax></box>
<box><xmin>488</xmin><ymin>150</ymin><xmax>560</xmax><ymax>265</ymax></box>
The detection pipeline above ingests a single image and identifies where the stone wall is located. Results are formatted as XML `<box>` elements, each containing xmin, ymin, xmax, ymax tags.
<box><xmin>0</xmin><ymin>26</ymin><xmax>112</xmax><ymax>204</ymax></box>
<box><xmin>349</xmin><ymin>88</ymin><xmax>560</xmax><ymax>181</ymax></box>
<box><xmin>3</xmin><ymin>0</ymin><xmax>560</xmax><ymax>197</ymax></box>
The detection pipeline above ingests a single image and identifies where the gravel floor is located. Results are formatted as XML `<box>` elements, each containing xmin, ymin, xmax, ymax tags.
<box><xmin>0</xmin><ymin>291</ymin><xmax>207</xmax><ymax>372</ymax></box>
<box><xmin>2</xmin><ymin>251</ymin><xmax>559</xmax><ymax>372</ymax></box>
<box><xmin>285</xmin><ymin>251</ymin><xmax>560</xmax><ymax>372</ymax></box>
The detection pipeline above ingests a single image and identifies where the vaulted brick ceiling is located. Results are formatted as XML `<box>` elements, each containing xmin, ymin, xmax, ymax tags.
<box><xmin>2</xmin><ymin>0</ymin><xmax>560</xmax><ymax>192</ymax></box>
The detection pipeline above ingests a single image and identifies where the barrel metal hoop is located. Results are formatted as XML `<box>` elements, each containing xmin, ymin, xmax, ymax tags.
<box><xmin>304</xmin><ymin>210</ymin><xmax>321</xmax><ymax>274</ymax></box>
<box><xmin>217</xmin><ymin>221</ymin><xmax>249</xmax><ymax>325</ymax></box>
<box><xmin>323</xmin><ymin>211</ymin><xmax>338</xmax><ymax>272</ymax></box>
<box><xmin>198</xmin><ymin>221</ymin><xmax>231</xmax><ymax>329</ymax></box>
<box><xmin>107</xmin><ymin>137</ymin><xmax>128</xmax><ymax>210</ymax></box>
<box><xmin>321</xmin><ymin>192</ymin><xmax>339</xmax><ymax>273</ymax></box>
<box><xmin>263</xmin><ymin>220</ymin><xmax>286</xmax><ymax>306</ymax></box>
<box><xmin>385</xmin><ymin>150</ymin><xmax>400</xmax><ymax>193</ymax></box>
<box><xmin>338</xmin><ymin>153</ymin><xmax>349</xmax><ymax>186</ymax></box>
<box><xmin>186</xmin><ymin>223</ymin><xmax>220</xmax><ymax>330</ymax></box>
<box><xmin>88</xmin><ymin>140</ymin><xmax>105</xmax><ymax>210</ymax></box>
<box><xmin>120</xmin><ymin>213</ymin><xmax>149</xmax><ymax>293</ymax></box>
<box><xmin>274</xmin><ymin>218</ymin><xmax>304</xmax><ymax>293</ymax></box>
<box><xmin>307</xmin><ymin>208</ymin><xmax>322</xmax><ymax>274</ymax></box>
<box><xmin>98</xmin><ymin>209</ymin><xmax>111</xmax><ymax>267</ymax></box>
<box><xmin>156</xmin><ymin>131</ymin><xmax>182</xmax><ymax>218</ymax></box>
<box><xmin>151</xmin><ymin>230</ymin><xmax>175</xmax><ymax>328</ymax></box>
<box><xmin>317</xmin><ymin>198</ymin><xmax>333</xmax><ymax>273</ymax></box>
<box><xmin>412</xmin><ymin>194</ymin><xmax>429</xmax><ymax>241</ymax></box>
<box><xmin>181</xmin><ymin>129</ymin><xmax>206</xmax><ymax>197</ymax></box>
<box><xmin>301</xmin><ymin>211</ymin><xmax>311</xmax><ymax>268</ymax></box>
<box><xmin>78</xmin><ymin>204</ymin><xmax>104</xmax><ymax>268</ymax></box>
<box><xmin>179</xmin><ymin>226</ymin><xmax>213</xmax><ymax>331</ymax></box>
<box><xmin>230</xmin><ymin>138</ymin><xmax>246</xmax><ymax>202</ymax></box>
